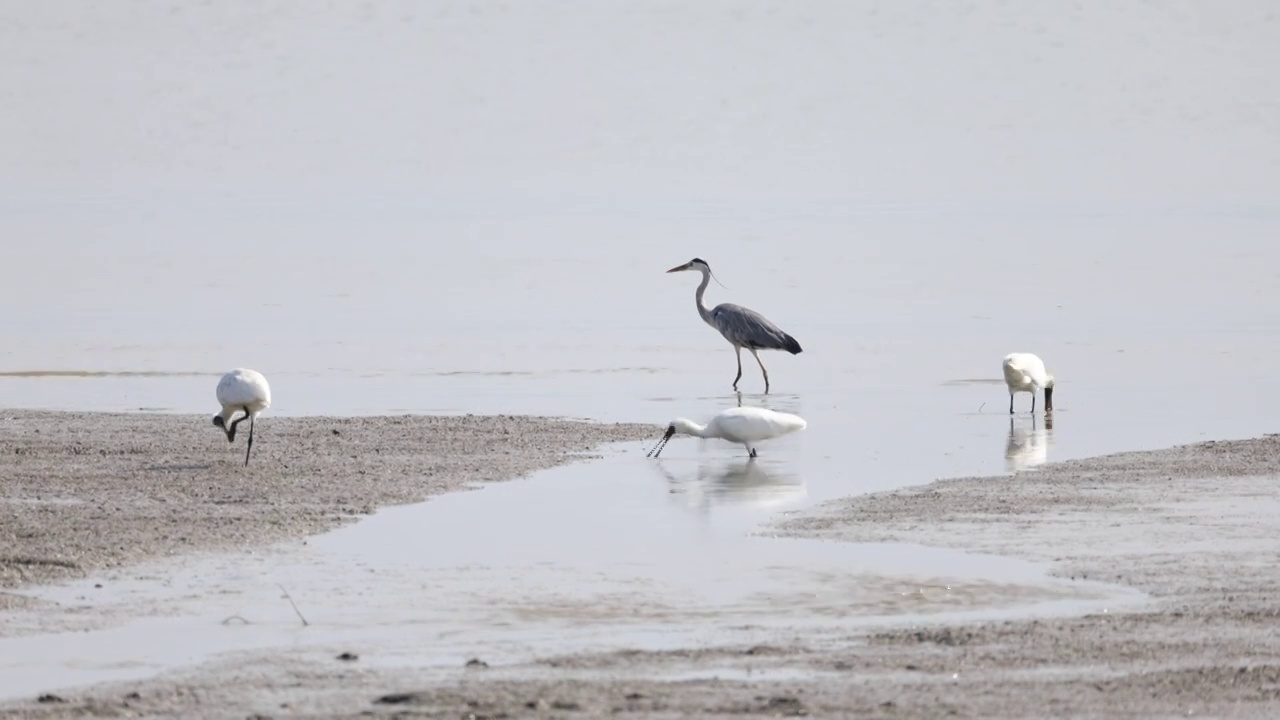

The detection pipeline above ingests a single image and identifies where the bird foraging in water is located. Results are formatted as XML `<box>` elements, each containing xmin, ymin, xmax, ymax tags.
<box><xmin>647</xmin><ymin>406</ymin><xmax>807</xmax><ymax>459</ymax></box>
<box><xmin>212</xmin><ymin>368</ymin><xmax>271</xmax><ymax>467</ymax></box>
<box><xmin>1002</xmin><ymin>352</ymin><xmax>1054</xmax><ymax>415</ymax></box>
<box><xmin>666</xmin><ymin>258</ymin><xmax>802</xmax><ymax>394</ymax></box>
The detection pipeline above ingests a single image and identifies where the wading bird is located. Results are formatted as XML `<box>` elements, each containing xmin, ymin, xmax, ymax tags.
<box><xmin>212</xmin><ymin>368</ymin><xmax>271</xmax><ymax>467</ymax></box>
<box><xmin>646</xmin><ymin>405</ymin><xmax>807</xmax><ymax>459</ymax></box>
<box><xmin>666</xmin><ymin>258</ymin><xmax>802</xmax><ymax>393</ymax></box>
<box><xmin>1002</xmin><ymin>352</ymin><xmax>1054</xmax><ymax>415</ymax></box>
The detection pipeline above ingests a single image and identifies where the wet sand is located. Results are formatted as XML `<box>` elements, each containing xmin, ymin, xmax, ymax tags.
<box><xmin>0</xmin><ymin>409</ymin><xmax>652</xmax><ymax>602</ymax></box>
<box><xmin>3</xmin><ymin>415</ymin><xmax>1280</xmax><ymax>718</ymax></box>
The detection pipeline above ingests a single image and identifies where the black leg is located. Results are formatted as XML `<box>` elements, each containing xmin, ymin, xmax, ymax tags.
<box><xmin>1009</xmin><ymin>394</ymin><xmax>1014</xmax><ymax>415</ymax></box>
<box><xmin>244</xmin><ymin>413</ymin><xmax>256</xmax><ymax>467</ymax></box>
<box><xmin>749</xmin><ymin>447</ymin><xmax>757</xmax><ymax>459</ymax></box>
<box><xmin>1031</xmin><ymin>393</ymin><xmax>1036</xmax><ymax>415</ymax></box>
<box><xmin>732</xmin><ymin>346</ymin><xmax>743</xmax><ymax>391</ymax></box>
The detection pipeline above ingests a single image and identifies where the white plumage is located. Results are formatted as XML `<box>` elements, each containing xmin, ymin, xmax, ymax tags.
<box><xmin>647</xmin><ymin>406</ymin><xmax>807</xmax><ymax>459</ymax></box>
<box><xmin>1002</xmin><ymin>352</ymin><xmax>1054</xmax><ymax>415</ymax></box>
<box><xmin>212</xmin><ymin>368</ymin><xmax>271</xmax><ymax>466</ymax></box>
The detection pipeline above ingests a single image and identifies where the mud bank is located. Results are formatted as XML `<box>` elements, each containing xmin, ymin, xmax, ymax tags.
<box><xmin>4</xmin><ymin>429</ymin><xmax>1280</xmax><ymax>718</ymax></box>
<box><xmin>0</xmin><ymin>410</ymin><xmax>652</xmax><ymax>594</ymax></box>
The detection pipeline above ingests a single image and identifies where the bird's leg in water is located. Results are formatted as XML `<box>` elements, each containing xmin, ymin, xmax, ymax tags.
<box><xmin>244</xmin><ymin>412</ymin><xmax>256</xmax><ymax>467</ymax></box>
<box><xmin>732</xmin><ymin>346</ymin><xmax>743</xmax><ymax>391</ymax></box>
<box><xmin>749</xmin><ymin>349</ymin><xmax>770</xmax><ymax>394</ymax></box>
<box><xmin>1031</xmin><ymin>393</ymin><xmax>1037</xmax><ymax>414</ymax></box>
<box><xmin>1008</xmin><ymin>394</ymin><xmax>1015</xmax><ymax>415</ymax></box>
<box><xmin>749</xmin><ymin>447</ymin><xmax>758</xmax><ymax>459</ymax></box>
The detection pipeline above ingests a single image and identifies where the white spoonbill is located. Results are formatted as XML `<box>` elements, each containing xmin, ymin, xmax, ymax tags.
<box><xmin>1002</xmin><ymin>352</ymin><xmax>1054</xmax><ymax>415</ymax></box>
<box><xmin>212</xmin><ymin>368</ymin><xmax>271</xmax><ymax>467</ymax></box>
<box><xmin>666</xmin><ymin>258</ymin><xmax>802</xmax><ymax>394</ymax></box>
<box><xmin>646</xmin><ymin>406</ymin><xmax>807</xmax><ymax>459</ymax></box>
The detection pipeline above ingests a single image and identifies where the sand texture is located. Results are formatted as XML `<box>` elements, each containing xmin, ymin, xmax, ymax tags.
<box><xmin>3</xmin><ymin>416</ymin><xmax>1280</xmax><ymax>718</ymax></box>
<box><xmin>0</xmin><ymin>410</ymin><xmax>652</xmax><ymax>592</ymax></box>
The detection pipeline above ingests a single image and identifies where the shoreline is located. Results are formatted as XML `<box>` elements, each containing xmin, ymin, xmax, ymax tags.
<box><xmin>2</xmin><ymin>415</ymin><xmax>1278</xmax><ymax>717</ymax></box>
<box><xmin>0</xmin><ymin>409</ymin><xmax>654</xmax><ymax>598</ymax></box>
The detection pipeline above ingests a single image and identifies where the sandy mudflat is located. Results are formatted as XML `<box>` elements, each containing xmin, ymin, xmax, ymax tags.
<box><xmin>4</xmin><ymin>421</ymin><xmax>1280</xmax><ymax>718</ymax></box>
<box><xmin>0</xmin><ymin>409</ymin><xmax>652</xmax><ymax>598</ymax></box>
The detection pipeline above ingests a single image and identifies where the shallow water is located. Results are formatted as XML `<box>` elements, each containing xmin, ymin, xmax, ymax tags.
<box><xmin>0</xmin><ymin>446</ymin><xmax>1147</xmax><ymax>699</ymax></box>
<box><xmin>3</xmin><ymin>0</ymin><xmax>1280</xmax><ymax>700</ymax></box>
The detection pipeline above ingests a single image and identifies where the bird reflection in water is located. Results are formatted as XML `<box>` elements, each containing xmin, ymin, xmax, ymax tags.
<box><xmin>651</xmin><ymin>457</ymin><xmax>807</xmax><ymax>514</ymax></box>
<box><xmin>1005</xmin><ymin>412</ymin><xmax>1054</xmax><ymax>473</ymax></box>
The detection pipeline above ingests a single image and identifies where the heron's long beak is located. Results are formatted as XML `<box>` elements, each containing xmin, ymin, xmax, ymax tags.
<box><xmin>665</xmin><ymin>263</ymin><xmax>690</xmax><ymax>273</ymax></box>
<box><xmin>647</xmin><ymin>426</ymin><xmax>677</xmax><ymax>458</ymax></box>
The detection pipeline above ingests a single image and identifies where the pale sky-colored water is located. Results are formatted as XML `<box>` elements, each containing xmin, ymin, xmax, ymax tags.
<box><xmin>2</xmin><ymin>1</ymin><xmax>1279</xmax><ymax>694</ymax></box>
<box><xmin>2</xmin><ymin>0</ymin><xmax>1279</xmax><ymax>512</ymax></box>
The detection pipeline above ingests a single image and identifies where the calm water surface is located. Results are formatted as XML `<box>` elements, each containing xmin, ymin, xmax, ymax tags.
<box><xmin>3</xmin><ymin>208</ymin><xmax>1278</xmax><ymax>486</ymax></box>
<box><xmin>2</xmin><ymin>0</ymin><xmax>1279</xmax><ymax>698</ymax></box>
<box><xmin>1</xmin><ymin>209</ymin><xmax>1274</xmax><ymax>698</ymax></box>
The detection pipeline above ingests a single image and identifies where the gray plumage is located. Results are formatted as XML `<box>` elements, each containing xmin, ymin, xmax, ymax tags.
<box><xmin>710</xmin><ymin>303</ymin><xmax>803</xmax><ymax>354</ymax></box>
<box><xmin>666</xmin><ymin>257</ymin><xmax>802</xmax><ymax>393</ymax></box>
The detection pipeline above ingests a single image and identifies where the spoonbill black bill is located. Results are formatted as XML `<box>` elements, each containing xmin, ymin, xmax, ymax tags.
<box><xmin>1002</xmin><ymin>352</ymin><xmax>1054</xmax><ymax>415</ymax></box>
<box><xmin>666</xmin><ymin>258</ymin><xmax>802</xmax><ymax>394</ymax></box>
<box><xmin>647</xmin><ymin>406</ymin><xmax>807</xmax><ymax>459</ymax></box>
<box><xmin>213</xmin><ymin>368</ymin><xmax>271</xmax><ymax>467</ymax></box>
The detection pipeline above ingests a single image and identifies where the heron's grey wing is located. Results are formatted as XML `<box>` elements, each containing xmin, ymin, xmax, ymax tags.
<box><xmin>710</xmin><ymin>304</ymin><xmax>802</xmax><ymax>353</ymax></box>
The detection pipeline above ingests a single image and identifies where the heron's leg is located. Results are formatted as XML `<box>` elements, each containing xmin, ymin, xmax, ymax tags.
<box><xmin>749</xmin><ymin>349</ymin><xmax>769</xmax><ymax>393</ymax></box>
<box><xmin>1008</xmin><ymin>393</ymin><xmax>1014</xmax><ymax>415</ymax></box>
<box><xmin>732</xmin><ymin>346</ymin><xmax>743</xmax><ymax>391</ymax></box>
<box><xmin>1031</xmin><ymin>393</ymin><xmax>1036</xmax><ymax>415</ymax></box>
<box><xmin>749</xmin><ymin>447</ymin><xmax>757</xmax><ymax>459</ymax></box>
<box><xmin>244</xmin><ymin>412</ymin><xmax>256</xmax><ymax>467</ymax></box>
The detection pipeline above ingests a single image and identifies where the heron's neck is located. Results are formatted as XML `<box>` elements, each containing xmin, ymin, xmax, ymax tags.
<box><xmin>694</xmin><ymin>269</ymin><xmax>714</xmax><ymax>324</ymax></box>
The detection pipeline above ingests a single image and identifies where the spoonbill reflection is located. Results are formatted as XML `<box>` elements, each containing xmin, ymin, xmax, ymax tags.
<box><xmin>665</xmin><ymin>258</ymin><xmax>802</xmax><ymax>393</ymax></box>
<box><xmin>1006</xmin><ymin>414</ymin><xmax>1054</xmax><ymax>473</ymax></box>
<box><xmin>1002</xmin><ymin>352</ymin><xmax>1055</xmax><ymax>414</ymax></box>
<box><xmin>656</xmin><ymin>458</ymin><xmax>808</xmax><ymax>513</ymax></box>
<box><xmin>647</xmin><ymin>406</ymin><xmax>807</xmax><ymax>459</ymax></box>
<box><xmin>212</xmin><ymin>368</ymin><xmax>271</xmax><ymax>467</ymax></box>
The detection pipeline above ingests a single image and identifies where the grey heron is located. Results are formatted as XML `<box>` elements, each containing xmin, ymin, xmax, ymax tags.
<box><xmin>666</xmin><ymin>258</ymin><xmax>802</xmax><ymax>393</ymax></box>
<box><xmin>213</xmin><ymin>368</ymin><xmax>271</xmax><ymax>467</ymax></box>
